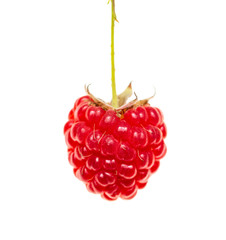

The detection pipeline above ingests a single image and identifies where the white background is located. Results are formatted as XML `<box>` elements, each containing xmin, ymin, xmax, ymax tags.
<box><xmin>0</xmin><ymin>0</ymin><xmax>226</xmax><ymax>239</ymax></box>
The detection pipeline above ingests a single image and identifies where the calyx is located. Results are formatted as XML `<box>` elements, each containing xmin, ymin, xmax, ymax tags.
<box><xmin>85</xmin><ymin>83</ymin><xmax>156</xmax><ymax>115</ymax></box>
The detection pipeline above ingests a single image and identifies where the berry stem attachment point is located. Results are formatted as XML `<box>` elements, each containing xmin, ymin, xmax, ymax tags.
<box><xmin>111</xmin><ymin>0</ymin><xmax>118</xmax><ymax>108</ymax></box>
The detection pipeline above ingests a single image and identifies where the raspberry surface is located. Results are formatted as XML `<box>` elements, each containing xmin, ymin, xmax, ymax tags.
<box><xmin>64</xmin><ymin>95</ymin><xmax>167</xmax><ymax>200</ymax></box>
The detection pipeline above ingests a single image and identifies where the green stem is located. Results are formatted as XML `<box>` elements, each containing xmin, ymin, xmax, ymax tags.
<box><xmin>111</xmin><ymin>0</ymin><xmax>118</xmax><ymax>108</ymax></box>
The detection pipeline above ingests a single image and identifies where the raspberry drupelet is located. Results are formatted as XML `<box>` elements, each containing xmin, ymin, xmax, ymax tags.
<box><xmin>64</xmin><ymin>94</ymin><xmax>167</xmax><ymax>200</ymax></box>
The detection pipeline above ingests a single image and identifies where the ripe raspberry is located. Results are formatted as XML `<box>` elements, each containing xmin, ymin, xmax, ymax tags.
<box><xmin>64</xmin><ymin>95</ymin><xmax>167</xmax><ymax>200</ymax></box>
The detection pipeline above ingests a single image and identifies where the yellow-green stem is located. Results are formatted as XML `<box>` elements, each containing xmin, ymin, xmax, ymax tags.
<box><xmin>111</xmin><ymin>0</ymin><xmax>118</xmax><ymax>108</ymax></box>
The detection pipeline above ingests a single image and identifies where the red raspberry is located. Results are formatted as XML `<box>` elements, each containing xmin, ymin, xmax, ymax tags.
<box><xmin>64</xmin><ymin>95</ymin><xmax>167</xmax><ymax>200</ymax></box>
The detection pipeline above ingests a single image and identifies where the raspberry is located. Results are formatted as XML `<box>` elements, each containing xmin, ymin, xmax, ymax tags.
<box><xmin>64</xmin><ymin>94</ymin><xmax>167</xmax><ymax>200</ymax></box>
<box><xmin>64</xmin><ymin>0</ymin><xmax>168</xmax><ymax>200</ymax></box>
